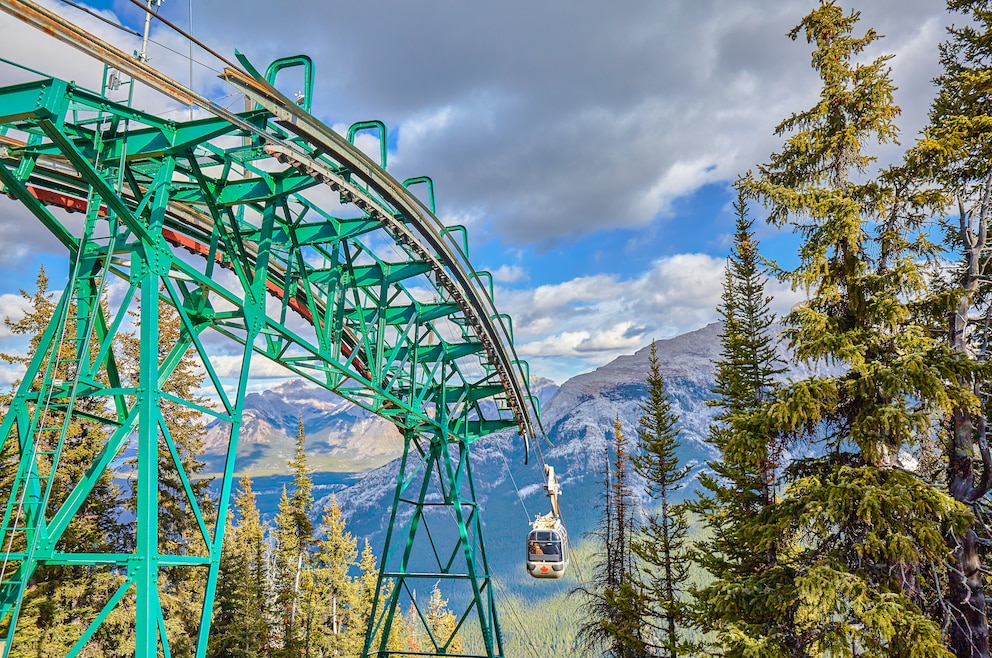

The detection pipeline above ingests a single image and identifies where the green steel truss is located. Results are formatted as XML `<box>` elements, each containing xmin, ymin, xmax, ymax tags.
<box><xmin>0</xmin><ymin>3</ymin><xmax>540</xmax><ymax>656</ymax></box>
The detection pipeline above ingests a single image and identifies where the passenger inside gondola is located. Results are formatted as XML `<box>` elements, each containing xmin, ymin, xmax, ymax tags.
<box><xmin>526</xmin><ymin>464</ymin><xmax>569</xmax><ymax>578</ymax></box>
<box><xmin>527</xmin><ymin>530</ymin><xmax>561</xmax><ymax>561</ymax></box>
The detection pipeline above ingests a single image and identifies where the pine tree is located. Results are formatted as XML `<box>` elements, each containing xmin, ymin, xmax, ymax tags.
<box><xmin>631</xmin><ymin>341</ymin><xmax>692</xmax><ymax>657</ymax></box>
<box><xmin>311</xmin><ymin>493</ymin><xmax>358</xmax><ymax>657</ymax></box>
<box><xmin>272</xmin><ymin>415</ymin><xmax>315</xmax><ymax>656</ymax></box>
<box><xmin>909</xmin><ymin>2</ymin><xmax>992</xmax><ymax>654</ymax></box>
<box><xmin>690</xmin><ymin>190</ymin><xmax>797</xmax><ymax>656</ymax></box>
<box><xmin>0</xmin><ymin>267</ymin><xmax>126</xmax><ymax>656</ymax></box>
<box><xmin>573</xmin><ymin>417</ymin><xmax>646</xmax><ymax>658</ymax></box>
<box><xmin>741</xmin><ymin>2</ymin><xmax>974</xmax><ymax>655</ymax></box>
<box><xmin>208</xmin><ymin>475</ymin><xmax>272</xmax><ymax>658</ymax></box>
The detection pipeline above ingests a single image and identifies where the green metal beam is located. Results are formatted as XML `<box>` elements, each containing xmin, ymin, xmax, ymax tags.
<box><xmin>0</xmin><ymin>37</ymin><xmax>538</xmax><ymax>658</ymax></box>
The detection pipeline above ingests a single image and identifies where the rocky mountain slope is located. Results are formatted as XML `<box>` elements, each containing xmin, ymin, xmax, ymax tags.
<box><xmin>203</xmin><ymin>378</ymin><xmax>404</xmax><ymax>475</ymax></box>
<box><xmin>205</xmin><ymin>374</ymin><xmax>561</xmax><ymax>477</ymax></box>
<box><xmin>332</xmin><ymin>322</ymin><xmax>730</xmax><ymax>590</ymax></box>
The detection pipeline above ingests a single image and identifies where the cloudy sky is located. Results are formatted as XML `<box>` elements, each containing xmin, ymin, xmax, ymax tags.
<box><xmin>0</xmin><ymin>0</ymin><xmax>957</xmax><ymax>386</ymax></box>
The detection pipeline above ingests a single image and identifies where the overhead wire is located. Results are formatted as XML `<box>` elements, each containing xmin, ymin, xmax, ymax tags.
<box><xmin>495</xmin><ymin>438</ymin><xmax>530</xmax><ymax>522</ymax></box>
<box><xmin>55</xmin><ymin>0</ymin><xmax>225</xmax><ymax>75</ymax></box>
<box><xmin>123</xmin><ymin>0</ymin><xmax>241</xmax><ymax>73</ymax></box>
<box><xmin>489</xmin><ymin>573</ymin><xmax>545</xmax><ymax>658</ymax></box>
<box><xmin>140</xmin><ymin>36</ymin><xmax>224</xmax><ymax>75</ymax></box>
<box><xmin>187</xmin><ymin>0</ymin><xmax>192</xmax><ymax>120</ymax></box>
<box><xmin>58</xmin><ymin>0</ymin><xmax>141</xmax><ymax>37</ymax></box>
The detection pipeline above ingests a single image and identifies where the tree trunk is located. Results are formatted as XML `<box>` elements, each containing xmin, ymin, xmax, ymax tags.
<box><xmin>948</xmin><ymin>298</ymin><xmax>991</xmax><ymax>658</ymax></box>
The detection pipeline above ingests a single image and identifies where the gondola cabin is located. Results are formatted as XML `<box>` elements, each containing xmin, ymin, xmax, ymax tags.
<box><xmin>526</xmin><ymin>514</ymin><xmax>569</xmax><ymax>579</ymax></box>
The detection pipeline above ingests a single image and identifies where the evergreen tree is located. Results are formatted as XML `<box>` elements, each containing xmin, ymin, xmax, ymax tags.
<box><xmin>208</xmin><ymin>475</ymin><xmax>272</xmax><ymax>657</ymax></box>
<box><xmin>573</xmin><ymin>417</ymin><xmax>646</xmax><ymax>658</ymax></box>
<box><xmin>311</xmin><ymin>493</ymin><xmax>358</xmax><ymax>657</ymax></box>
<box><xmin>909</xmin><ymin>2</ymin><xmax>992</xmax><ymax>654</ymax></box>
<box><xmin>353</xmin><ymin>540</ymin><xmax>384</xmax><ymax>654</ymax></box>
<box><xmin>741</xmin><ymin>2</ymin><xmax>974</xmax><ymax>654</ymax></box>
<box><xmin>209</xmin><ymin>505</ymin><xmax>243</xmax><ymax>657</ymax></box>
<box><xmin>272</xmin><ymin>415</ymin><xmax>315</xmax><ymax>656</ymax></box>
<box><xmin>424</xmin><ymin>583</ymin><xmax>463</xmax><ymax>655</ymax></box>
<box><xmin>0</xmin><ymin>267</ymin><xmax>126</xmax><ymax>656</ymax></box>
<box><xmin>690</xmin><ymin>190</ymin><xmax>798</xmax><ymax>656</ymax></box>
<box><xmin>631</xmin><ymin>341</ymin><xmax>692</xmax><ymax>657</ymax></box>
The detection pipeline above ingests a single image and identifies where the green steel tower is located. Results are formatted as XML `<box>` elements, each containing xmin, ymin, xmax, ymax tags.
<box><xmin>0</xmin><ymin>2</ymin><xmax>541</xmax><ymax>656</ymax></box>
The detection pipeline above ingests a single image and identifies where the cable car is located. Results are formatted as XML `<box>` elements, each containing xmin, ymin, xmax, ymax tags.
<box><xmin>526</xmin><ymin>465</ymin><xmax>569</xmax><ymax>579</ymax></box>
<box><xmin>526</xmin><ymin>513</ymin><xmax>569</xmax><ymax>579</ymax></box>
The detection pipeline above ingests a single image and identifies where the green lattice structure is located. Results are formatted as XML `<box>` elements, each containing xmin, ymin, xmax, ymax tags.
<box><xmin>0</xmin><ymin>2</ymin><xmax>540</xmax><ymax>656</ymax></box>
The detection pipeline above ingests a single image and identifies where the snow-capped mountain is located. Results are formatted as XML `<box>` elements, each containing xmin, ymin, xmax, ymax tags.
<box><xmin>204</xmin><ymin>374</ymin><xmax>561</xmax><ymax>477</ymax></box>
<box><xmin>332</xmin><ymin>322</ymin><xmax>729</xmax><ymax>585</ymax></box>
<box><xmin>203</xmin><ymin>378</ymin><xmax>404</xmax><ymax>475</ymax></box>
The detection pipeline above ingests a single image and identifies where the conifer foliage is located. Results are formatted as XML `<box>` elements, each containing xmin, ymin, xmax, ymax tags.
<box><xmin>271</xmin><ymin>415</ymin><xmax>317</xmax><ymax>656</ymax></box>
<box><xmin>312</xmin><ymin>494</ymin><xmax>359</xmax><ymax>656</ymax></box>
<box><xmin>209</xmin><ymin>475</ymin><xmax>273</xmax><ymax>658</ymax></box>
<box><xmin>691</xmin><ymin>190</ymin><xmax>797</xmax><ymax>656</ymax></box>
<box><xmin>741</xmin><ymin>2</ymin><xmax>974</xmax><ymax>654</ymax></box>
<box><xmin>631</xmin><ymin>342</ymin><xmax>692</xmax><ymax>657</ymax></box>
<box><xmin>911</xmin><ymin>2</ymin><xmax>992</xmax><ymax>654</ymax></box>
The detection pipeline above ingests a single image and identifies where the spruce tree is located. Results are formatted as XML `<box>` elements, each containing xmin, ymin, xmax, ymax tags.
<box><xmin>631</xmin><ymin>341</ymin><xmax>692</xmax><ymax>657</ymax></box>
<box><xmin>573</xmin><ymin>417</ymin><xmax>646</xmax><ymax>658</ymax></box>
<box><xmin>208</xmin><ymin>505</ymin><xmax>243</xmax><ymax>657</ymax></box>
<box><xmin>272</xmin><ymin>415</ymin><xmax>315</xmax><ymax>656</ymax></box>
<box><xmin>690</xmin><ymin>190</ymin><xmax>797</xmax><ymax>656</ymax></box>
<box><xmin>311</xmin><ymin>493</ymin><xmax>358</xmax><ymax>657</ymax></box>
<box><xmin>741</xmin><ymin>2</ymin><xmax>973</xmax><ymax>654</ymax></box>
<box><xmin>909</xmin><ymin>2</ymin><xmax>992</xmax><ymax>654</ymax></box>
<box><xmin>208</xmin><ymin>475</ymin><xmax>272</xmax><ymax>657</ymax></box>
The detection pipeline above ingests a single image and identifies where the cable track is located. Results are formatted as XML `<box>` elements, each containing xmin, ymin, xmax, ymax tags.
<box><xmin>0</xmin><ymin>2</ymin><xmax>545</xmax><ymax>656</ymax></box>
<box><xmin>0</xmin><ymin>0</ymin><xmax>540</xmax><ymax>443</ymax></box>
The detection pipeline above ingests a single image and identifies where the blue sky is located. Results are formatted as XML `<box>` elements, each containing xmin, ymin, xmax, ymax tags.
<box><xmin>0</xmin><ymin>0</ymin><xmax>953</xmax><ymax>386</ymax></box>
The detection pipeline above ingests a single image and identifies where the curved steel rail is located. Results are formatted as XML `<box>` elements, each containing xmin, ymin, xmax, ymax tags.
<box><xmin>0</xmin><ymin>3</ymin><xmax>542</xmax><ymax>657</ymax></box>
<box><xmin>0</xmin><ymin>0</ymin><xmax>540</xmax><ymax>445</ymax></box>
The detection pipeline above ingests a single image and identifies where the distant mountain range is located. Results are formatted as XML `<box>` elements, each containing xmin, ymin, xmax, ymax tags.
<box><xmin>328</xmin><ymin>322</ymin><xmax>732</xmax><ymax>590</ymax></box>
<box><xmin>203</xmin><ymin>367</ymin><xmax>562</xmax><ymax>478</ymax></box>
<box><xmin>214</xmin><ymin>321</ymin><xmax>735</xmax><ymax>535</ymax></box>
<box><xmin>203</xmin><ymin>378</ymin><xmax>405</xmax><ymax>475</ymax></box>
<box><xmin>218</xmin><ymin>322</ymin><xmax>818</xmax><ymax>588</ymax></box>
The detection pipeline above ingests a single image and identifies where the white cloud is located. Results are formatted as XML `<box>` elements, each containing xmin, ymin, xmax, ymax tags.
<box><xmin>502</xmin><ymin>252</ymin><xmax>804</xmax><ymax>383</ymax></box>
<box><xmin>0</xmin><ymin>362</ymin><xmax>25</xmax><ymax>390</ymax></box>
<box><xmin>0</xmin><ymin>293</ymin><xmax>30</xmax><ymax>338</ymax></box>
<box><xmin>490</xmin><ymin>264</ymin><xmax>528</xmax><ymax>284</ymax></box>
